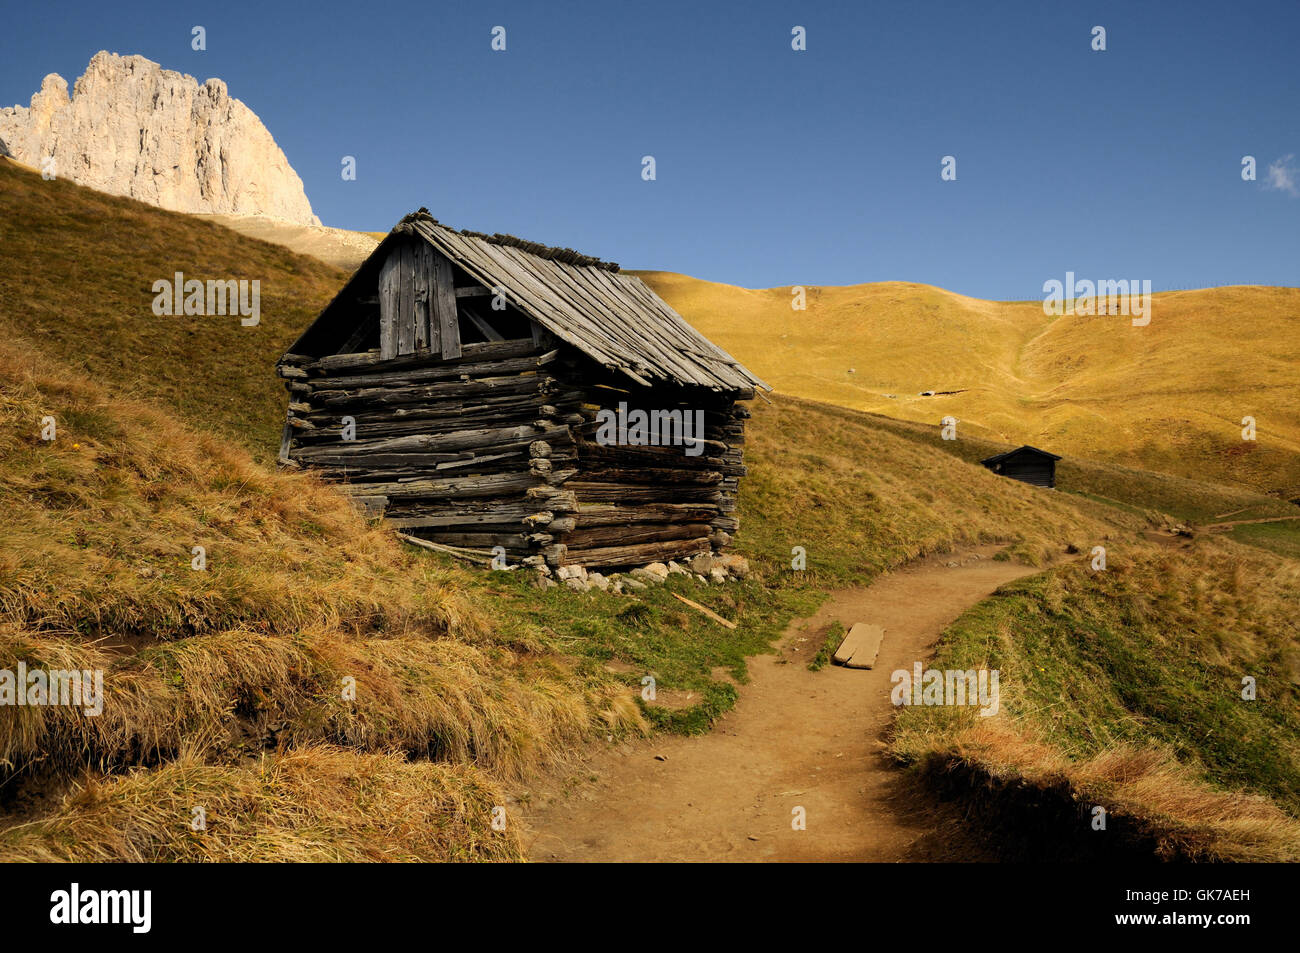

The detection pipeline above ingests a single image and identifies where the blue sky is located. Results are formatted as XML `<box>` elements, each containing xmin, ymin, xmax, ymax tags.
<box><xmin>2</xmin><ymin>0</ymin><xmax>1296</xmax><ymax>298</ymax></box>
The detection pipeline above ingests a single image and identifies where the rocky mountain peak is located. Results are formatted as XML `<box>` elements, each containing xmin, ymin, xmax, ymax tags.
<box><xmin>0</xmin><ymin>51</ymin><xmax>320</xmax><ymax>225</ymax></box>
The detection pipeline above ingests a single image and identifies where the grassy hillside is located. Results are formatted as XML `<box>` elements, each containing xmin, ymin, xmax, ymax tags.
<box><xmin>0</xmin><ymin>338</ymin><xmax>635</xmax><ymax>861</ymax></box>
<box><xmin>893</xmin><ymin>541</ymin><xmax>1300</xmax><ymax>861</ymax></box>
<box><xmin>638</xmin><ymin>271</ymin><xmax>1300</xmax><ymax>502</ymax></box>
<box><xmin>0</xmin><ymin>158</ymin><xmax>1295</xmax><ymax>860</ymax></box>
<box><xmin>805</xmin><ymin>401</ymin><xmax>1300</xmax><ymax>559</ymax></box>
<box><xmin>0</xmin><ymin>157</ymin><xmax>341</xmax><ymax>460</ymax></box>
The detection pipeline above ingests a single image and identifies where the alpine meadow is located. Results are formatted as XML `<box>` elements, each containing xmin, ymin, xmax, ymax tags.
<box><xmin>0</xmin><ymin>3</ymin><xmax>1296</xmax><ymax>933</ymax></box>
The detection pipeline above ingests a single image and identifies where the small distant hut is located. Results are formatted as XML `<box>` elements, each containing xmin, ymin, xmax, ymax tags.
<box><xmin>275</xmin><ymin>209</ymin><xmax>769</xmax><ymax>569</ymax></box>
<box><xmin>980</xmin><ymin>445</ymin><xmax>1061</xmax><ymax>488</ymax></box>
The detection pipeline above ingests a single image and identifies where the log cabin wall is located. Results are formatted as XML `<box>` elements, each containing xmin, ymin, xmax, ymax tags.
<box><xmin>277</xmin><ymin>209</ymin><xmax>768</xmax><ymax>570</ymax></box>
<box><xmin>278</xmin><ymin>337</ymin><xmax>580</xmax><ymax>563</ymax></box>
<box><xmin>277</xmin><ymin>341</ymin><xmax>751</xmax><ymax>570</ymax></box>
<box><xmin>549</xmin><ymin>356</ymin><xmax>748</xmax><ymax>568</ymax></box>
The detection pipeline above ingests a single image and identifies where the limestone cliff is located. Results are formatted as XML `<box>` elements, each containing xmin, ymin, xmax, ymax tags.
<box><xmin>0</xmin><ymin>51</ymin><xmax>320</xmax><ymax>225</ymax></box>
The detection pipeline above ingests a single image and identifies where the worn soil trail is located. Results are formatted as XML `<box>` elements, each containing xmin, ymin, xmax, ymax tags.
<box><xmin>523</xmin><ymin>547</ymin><xmax>1045</xmax><ymax>862</ymax></box>
<box><xmin>1204</xmin><ymin>515</ymin><xmax>1300</xmax><ymax>531</ymax></box>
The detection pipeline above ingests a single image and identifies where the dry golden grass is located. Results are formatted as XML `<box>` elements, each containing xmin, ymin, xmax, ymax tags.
<box><xmin>0</xmin><ymin>157</ymin><xmax>345</xmax><ymax>461</ymax></box>
<box><xmin>0</xmin><ymin>340</ymin><xmax>447</xmax><ymax>641</ymax></box>
<box><xmin>906</xmin><ymin>719</ymin><xmax>1300</xmax><ymax>862</ymax></box>
<box><xmin>0</xmin><ymin>339</ymin><xmax>642</xmax><ymax>788</ymax></box>
<box><xmin>640</xmin><ymin>271</ymin><xmax>1300</xmax><ymax>500</ymax></box>
<box><xmin>738</xmin><ymin>394</ymin><xmax>1143</xmax><ymax>586</ymax></box>
<box><xmin>0</xmin><ymin>746</ymin><xmax>521</xmax><ymax>862</ymax></box>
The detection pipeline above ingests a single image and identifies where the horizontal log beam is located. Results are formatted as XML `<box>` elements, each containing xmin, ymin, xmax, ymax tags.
<box><xmin>307</xmin><ymin>350</ymin><xmax>558</xmax><ymax>390</ymax></box>
<box><xmin>306</xmin><ymin>338</ymin><xmax>539</xmax><ymax>373</ymax></box>
<box><xmin>561</xmin><ymin>537</ymin><xmax>711</xmax><ymax>569</ymax></box>
<box><xmin>350</xmin><ymin>470</ymin><xmax>541</xmax><ymax>500</ymax></box>
<box><xmin>564</xmin><ymin>482</ymin><xmax>722</xmax><ymax>504</ymax></box>
<box><xmin>578</xmin><ymin>466</ymin><xmax>723</xmax><ymax>486</ymax></box>
<box><xmin>564</xmin><ymin>522</ymin><xmax>711</xmax><ymax>548</ymax></box>
<box><xmin>293</xmin><ymin>423</ymin><xmax>570</xmax><ymax>460</ymax></box>
<box><xmin>572</xmin><ymin>502</ymin><xmax>719</xmax><ymax>526</ymax></box>
<box><xmin>312</xmin><ymin>375</ymin><xmax>557</xmax><ymax>408</ymax></box>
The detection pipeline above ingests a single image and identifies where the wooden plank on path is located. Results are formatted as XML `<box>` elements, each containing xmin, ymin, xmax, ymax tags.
<box><xmin>833</xmin><ymin>622</ymin><xmax>885</xmax><ymax>668</ymax></box>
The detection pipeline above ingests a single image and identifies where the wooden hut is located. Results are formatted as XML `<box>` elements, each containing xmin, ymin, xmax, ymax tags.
<box><xmin>980</xmin><ymin>445</ymin><xmax>1060</xmax><ymax>488</ymax></box>
<box><xmin>276</xmin><ymin>209</ymin><xmax>769</xmax><ymax>570</ymax></box>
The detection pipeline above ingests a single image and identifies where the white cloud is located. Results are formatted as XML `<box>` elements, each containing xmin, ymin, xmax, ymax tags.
<box><xmin>1263</xmin><ymin>154</ymin><xmax>1299</xmax><ymax>197</ymax></box>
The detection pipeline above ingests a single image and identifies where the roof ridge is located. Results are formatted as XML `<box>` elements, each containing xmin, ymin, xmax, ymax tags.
<box><xmin>396</xmin><ymin>208</ymin><xmax>620</xmax><ymax>272</ymax></box>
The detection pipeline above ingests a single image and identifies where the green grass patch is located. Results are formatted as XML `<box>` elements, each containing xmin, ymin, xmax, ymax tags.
<box><xmin>478</xmin><ymin>569</ymin><xmax>823</xmax><ymax>734</ymax></box>
<box><xmin>897</xmin><ymin>546</ymin><xmax>1300</xmax><ymax>815</ymax></box>
<box><xmin>1225</xmin><ymin>520</ymin><xmax>1300</xmax><ymax>560</ymax></box>
<box><xmin>808</xmin><ymin>621</ymin><xmax>845</xmax><ymax>671</ymax></box>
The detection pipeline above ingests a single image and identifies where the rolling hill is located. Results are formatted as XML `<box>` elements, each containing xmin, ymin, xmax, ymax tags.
<box><xmin>637</xmin><ymin>271</ymin><xmax>1300</xmax><ymax>502</ymax></box>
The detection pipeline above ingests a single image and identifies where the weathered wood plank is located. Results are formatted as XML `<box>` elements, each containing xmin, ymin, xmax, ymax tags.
<box><xmin>561</xmin><ymin>537</ymin><xmax>710</xmax><ymax>568</ymax></box>
<box><xmin>291</xmin><ymin>403</ymin><xmax>581</xmax><ymax>444</ymax></box>
<box><xmin>834</xmin><ymin>623</ymin><xmax>885</xmax><ymax>669</ymax></box>
<box><xmin>579</xmin><ymin>467</ymin><xmax>723</xmax><ymax>486</ymax></box>
<box><xmin>347</xmin><ymin>470</ymin><xmax>541</xmax><ymax>500</ymax></box>
<box><xmin>670</xmin><ymin>592</ymin><xmax>737</xmax><ymax>629</ymax></box>
<box><xmin>308</xmin><ymin>350</ymin><xmax>558</xmax><ymax>390</ymax></box>
<box><xmin>432</xmin><ymin>250</ymin><xmax>461</xmax><ymax>360</ymax></box>
<box><xmin>384</xmin><ymin>501</ymin><xmax>550</xmax><ymax>529</ymax></box>
<box><xmin>564</xmin><ymin>482</ymin><xmax>722</xmax><ymax>504</ymax></box>
<box><xmin>378</xmin><ymin>251</ymin><xmax>398</xmax><ymax>360</ymax></box>
<box><xmin>293</xmin><ymin>423</ymin><xmax>570</xmax><ymax>460</ymax></box>
<box><xmin>564</xmin><ymin>522</ymin><xmax>711</xmax><ymax>548</ymax></box>
<box><xmin>413</xmin><ymin>242</ymin><xmax>430</xmax><ymax>352</ymax></box>
<box><xmin>397</xmin><ymin>242</ymin><xmax>416</xmax><ymax>356</ymax></box>
<box><xmin>416</xmin><ymin>532</ymin><xmax>550</xmax><ymax>549</ymax></box>
<box><xmin>306</xmin><ymin>339</ymin><xmax>539</xmax><ymax>374</ymax></box>
<box><xmin>397</xmin><ymin>533</ymin><xmax>497</xmax><ymax>566</ymax></box>
<box><xmin>277</xmin><ymin>420</ymin><xmax>294</xmax><ymax>466</ymax></box>
<box><xmin>311</xmin><ymin>375</ymin><xmax>554</xmax><ymax>408</ymax></box>
<box><xmin>571</xmin><ymin>503</ymin><xmax>718</xmax><ymax>526</ymax></box>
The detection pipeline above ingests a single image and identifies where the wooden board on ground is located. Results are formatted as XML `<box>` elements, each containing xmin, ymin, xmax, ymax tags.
<box><xmin>832</xmin><ymin>622</ymin><xmax>885</xmax><ymax>669</ymax></box>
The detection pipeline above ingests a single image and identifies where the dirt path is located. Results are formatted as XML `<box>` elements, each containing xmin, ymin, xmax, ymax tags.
<box><xmin>522</xmin><ymin>546</ymin><xmax>1046</xmax><ymax>862</ymax></box>
<box><xmin>1204</xmin><ymin>515</ymin><xmax>1300</xmax><ymax>531</ymax></box>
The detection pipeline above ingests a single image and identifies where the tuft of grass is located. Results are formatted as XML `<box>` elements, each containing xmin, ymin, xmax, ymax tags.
<box><xmin>0</xmin><ymin>746</ymin><xmax>521</xmax><ymax>862</ymax></box>
<box><xmin>808</xmin><ymin>621</ymin><xmax>846</xmax><ymax>671</ymax></box>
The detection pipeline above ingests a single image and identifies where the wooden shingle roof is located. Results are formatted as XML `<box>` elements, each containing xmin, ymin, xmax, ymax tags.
<box><xmin>980</xmin><ymin>445</ymin><xmax>1061</xmax><ymax>466</ymax></box>
<box><xmin>302</xmin><ymin>211</ymin><xmax>769</xmax><ymax>396</ymax></box>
